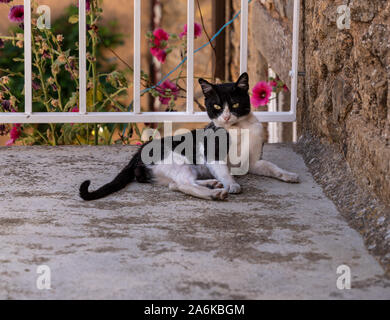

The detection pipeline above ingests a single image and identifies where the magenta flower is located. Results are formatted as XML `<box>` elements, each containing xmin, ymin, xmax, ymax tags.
<box><xmin>269</xmin><ymin>80</ymin><xmax>277</xmax><ymax>88</ymax></box>
<box><xmin>179</xmin><ymin>22</ymin><xmax>202</xmax><ymax>39</ymax></box>
<box><xmin>6</xmin><ymin>124</ymin><xmax>21</xmax><ymax>146</ymax></box>
<box><xmin>149</xmin><ymin>28</ymin><xmax>170</xmax><ymax>63</ymax></box>
<box><xmin>157</xmin><ymin>80</ymin><xmax>179</xmax><ymax>105</ymax></box>
<box><xmin>251</xmin><ymin>81</ymin><xmax>272</xmax><ymax>108</ymax></box>
<box><xmin>150</xmin><ymin>47</ymin><xmax>167</xmax><ymax>63</ymax></box>
<box><xmin>9</xmin><ymin>5</ymin><xmax>24</xmax><ymax>23</ymax></box>
<box><xmin>153</xmin><ymin>28</ymin><xmax>169</xmax><ymax>46</ymax></box>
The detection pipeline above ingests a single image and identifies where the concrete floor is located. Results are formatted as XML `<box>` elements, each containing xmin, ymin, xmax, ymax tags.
<box><xmin>0</xmin><ymin>144</ymin><xmax>389</xmax><ymax>299</ymax></box>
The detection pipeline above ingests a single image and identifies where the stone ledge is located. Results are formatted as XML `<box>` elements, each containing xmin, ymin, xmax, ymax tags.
<box><xmin>296</xmin><ymin>134</ymin><xmax>390</xmax><ymax>276</ymax></box>
<box><xmin>0</xmin><ymin>143</ymin><xmax>389</xmax><ymax>298</ymax></box>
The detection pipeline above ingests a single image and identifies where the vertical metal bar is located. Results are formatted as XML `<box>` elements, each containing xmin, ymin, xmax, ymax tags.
<box><xmin>186</xmin><ymin>0</ymin><xmax>194</xmax><ymax>114</ymax></box>
<box><xmin>290</xmin><ymin>0</ymin><xmax>300</xmax><ymax>117</ymax></box>
<box><xmin>79</xmin><ymin>0</ymin><xmax>87</xmax><ymax>114</ymax></box>
<box><xmin>240</xmin><ymin>0</ymin><xmax>248</xmax><ymax>74</ymax></box>
<box><xmin>134</xmin><ymin>0</ymin><xmax>141</xmax><ymax>114</ymax></box>
<box><xmin>24</xmin><ymin>0</ymin><xmax>32</xmax><ymax>115</ymax></box>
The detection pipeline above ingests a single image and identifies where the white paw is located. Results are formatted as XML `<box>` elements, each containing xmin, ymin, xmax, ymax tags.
<box><xmin>282</xmin><ymin>172</ymin><xmax>300</xmax><ymax>183</ymax></box>
<box><xmin>211</xmin><ymin>188</ymin><xmax>228</xmax><ymax>201</ymax></box>
<box><xmin>226</xmin><ymin>183</ymin><xmax>242</xmax><ymax>194</ymax></box>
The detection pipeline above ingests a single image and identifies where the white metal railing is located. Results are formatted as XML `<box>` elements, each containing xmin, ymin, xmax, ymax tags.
<box><xmin>0</xmin><ymin>0</ymin><xmax>300</xmax><ymax>124</ymax></box>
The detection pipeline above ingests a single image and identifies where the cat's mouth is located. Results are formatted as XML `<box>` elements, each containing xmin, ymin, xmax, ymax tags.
<box><xmin>214</xmin><ymin>116</ymin><xmax>239</xmax><ymax>127</ymax></box>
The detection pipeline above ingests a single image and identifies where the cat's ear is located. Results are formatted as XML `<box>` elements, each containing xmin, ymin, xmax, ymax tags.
<box><xmin>199</xmin><ymin>78</ymin><xmax>215</xmax><ymax>98</ymax></box>
<box><xmin>236</xmin><ymin>72</ymin><xmax>249</xmax><ymax>91</ymax></box>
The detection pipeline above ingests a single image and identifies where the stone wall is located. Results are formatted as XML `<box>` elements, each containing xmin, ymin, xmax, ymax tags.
<box><xmin>303</xmin><ymin>0</ymin><xmax>390</xmax><ymax>207</ymax></box>
<box><xmin>232</xmin><ymin>0</ymin><xmax>390</xmax><ymax>207</ymax></box>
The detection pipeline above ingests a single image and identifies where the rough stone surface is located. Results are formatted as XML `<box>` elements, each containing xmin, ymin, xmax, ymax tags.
<box><xmin>1</xmin><ymin>144</ymin><xmax>389</xmax><ymax>299</ymax></box>
<box><xmin>301</xmin><ymin>0</ymin><xmax>390</xmax><ymax>207</ymax></box>
<box><xmin>296</xmin><ymin>135</ymin><xmax>390</xmax><ymax>276</ymax></box>
<box><xmin>301</xmin><ymin>0</ymin><xmax>390</xmax><ymax>208</ymax></box>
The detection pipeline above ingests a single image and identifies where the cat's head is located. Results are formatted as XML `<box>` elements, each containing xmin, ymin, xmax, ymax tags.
<box><xmin>198</xmin><ymin>73</ymin><xmax>251</xmax><ymax>128</ymax></box>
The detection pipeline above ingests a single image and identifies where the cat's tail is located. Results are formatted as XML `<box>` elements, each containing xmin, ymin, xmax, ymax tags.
<box><xmin>79</xmin><ymin>157</ymin><xmax>137</xmax><ymax>201</ymax></box>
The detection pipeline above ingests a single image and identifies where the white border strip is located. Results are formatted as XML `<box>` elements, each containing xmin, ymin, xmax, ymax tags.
<box><xmin>24</xmin><ymin>0</ymin><xmax>32</xmax><ymax>115</ymax></box>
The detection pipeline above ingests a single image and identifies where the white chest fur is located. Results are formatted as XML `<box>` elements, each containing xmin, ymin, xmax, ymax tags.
<box><xmin>226</xmin><ymin>113</ymin><xmax>265</xmax><ymax>170</ymax></box>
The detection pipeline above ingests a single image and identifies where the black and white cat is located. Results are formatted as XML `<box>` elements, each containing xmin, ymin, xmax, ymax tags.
<box><xmin>79</xmin><ymin>73</ymin><xmax>299</xmax><ymax>201</ymax></box>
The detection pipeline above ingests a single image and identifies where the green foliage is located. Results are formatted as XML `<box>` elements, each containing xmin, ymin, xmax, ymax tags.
<box><xmin>0</xmin><ymin>2</ymin><xmax>129</xmax><ymax>146</ymax></box>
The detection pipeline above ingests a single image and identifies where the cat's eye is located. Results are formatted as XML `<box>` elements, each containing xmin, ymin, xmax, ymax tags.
<box><xmin>214</xmin><ymin>104</ymin><xmax>221</xmax><ymax>110</ymax></box>
<box><xmin>232</xmin><ymin>103</ymin><xmax>240</xmax><ymax>109</ymax></box>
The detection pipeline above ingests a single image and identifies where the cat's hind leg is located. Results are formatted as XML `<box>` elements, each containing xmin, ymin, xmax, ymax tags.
<box><xmin>249</xmin><ymin>160</ymin><xmax>299</xmax><ymax>183</ymax></box>
<box><xmin>152</xmin><ymin>164</ymin><xmax>228</xmax><ymax>200</ymax></box>
<box><xmin>169</xmin><ymin>182</ymin><xmax>228</xmax><ymax>200</ymax></box>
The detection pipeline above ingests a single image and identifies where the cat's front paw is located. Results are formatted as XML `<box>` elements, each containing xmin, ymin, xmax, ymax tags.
<box><xmin>226</xmin><ymin>183</ymin><xmax>242</xmax><ymax>194</ymax></box>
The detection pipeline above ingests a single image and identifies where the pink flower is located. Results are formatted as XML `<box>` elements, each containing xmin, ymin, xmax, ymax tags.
<box><xmin>156</xmin><ymin>80</ymin><xmax>179</xmax><ymax>105</ymax></box>
<box><xmin>150</xmin><ymin>47</ymin><xmax>167</xmax><ymax>63</ymax></box>
<box><xmin>251</xmin><ymin>81</ymin><xmax>272</xmax><ymax>108</ymax></box>
<box><xmin>134</xmin><ymin>141</ymin><xmax>142</xmax><ymax>146</ymax></box>
<box><xmin>149</xmin><ymin>28</ymin><xmax>170</xmax><ymax>63</ymax></box>
<box><xmin>269</xmin><ymin>80</ymin><xmax>277</xmax><ymax>88</ymax></box>
<box><xmin>8</xmin><ymin>5</ymin><xmax>24</xmax><ymax>23</ymax></box>
<box><xmin>6</xmin><ymin>124</ymin><xmax>21</xmax><ymax>146</ymax></box>
<box><xmin>283</xmin><ymin>84</ymin><xmax>289</xmax><ymax>92</ymax></box>
<box><xmin>153</xmin><ymin>28</ymin><xmax>169</xmax><ymax>46</ymax></box>
<box><xmin>179</xmin><ymin>22</ymin><xmax>202</xmax><ymax>39</ymax></box>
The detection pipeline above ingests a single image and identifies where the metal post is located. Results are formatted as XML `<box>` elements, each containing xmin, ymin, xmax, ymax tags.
<box><xmin>24</xmin><ymin>0</ymin><xmax>32</xmax><ymax>115</ymax></box>
<box><xmin>79</xmin><ymin>0</ymin><xmax>87</xmax><ymax>114</ymax></box>
<box><xmin>290</xmin><ymin>0</ymin><xmax>300</xmax><ymax>119</ymax></box>
<box><xmin>186</xmin><ymin>0</ymin><xmax>194</xmax><ymax>114</ymax></box>
<box><xmin>134</xmin><ymin>0</ymin><xmax>141</xmax><ymax>113</ymax></box>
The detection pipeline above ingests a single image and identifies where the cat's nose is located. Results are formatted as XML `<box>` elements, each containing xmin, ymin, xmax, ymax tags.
<box><xmin>223</xmin><ymin>114</ymin><xmax>231</xmax><ymax>121</ymax></box>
